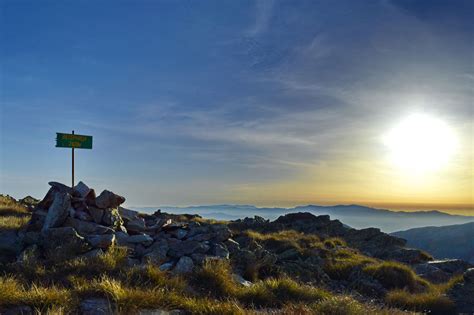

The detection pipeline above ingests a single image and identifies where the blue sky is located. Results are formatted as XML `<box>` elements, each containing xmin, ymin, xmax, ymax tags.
<box><xmin>1</xmin><ymin>0</ymin><xmax>472</xmax><ymax>210</ymax></box>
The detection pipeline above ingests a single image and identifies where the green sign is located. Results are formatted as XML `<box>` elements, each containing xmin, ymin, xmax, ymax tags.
<box><xmin>56</xmin><ymin>132</ymin><xmax>93</xmax><ymax>149</ymax></box>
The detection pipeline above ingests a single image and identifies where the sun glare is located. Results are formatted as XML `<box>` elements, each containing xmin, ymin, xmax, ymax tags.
<box><xmin>383</xmin><ymin>113</ymin><xmax>458</xmax><ymax>173</ymax></box>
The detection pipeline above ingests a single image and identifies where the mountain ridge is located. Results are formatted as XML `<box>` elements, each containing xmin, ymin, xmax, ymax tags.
<box><xmin>133</xmin><ymin>203</ymin><xmax>474</xmax><ymax>233</ymax></box>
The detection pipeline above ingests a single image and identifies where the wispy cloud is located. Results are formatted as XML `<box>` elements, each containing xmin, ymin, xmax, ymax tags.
<box><xmin>246</xmin><ymin>0</ymin><xmax>275</xmax><ymax>37</ymax></box>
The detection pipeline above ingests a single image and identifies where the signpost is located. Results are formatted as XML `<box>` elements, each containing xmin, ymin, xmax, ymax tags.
<box><xmin>56</xmin><ymin>131</ymin><xmax>93</xmax><ymax>187</ymax></box>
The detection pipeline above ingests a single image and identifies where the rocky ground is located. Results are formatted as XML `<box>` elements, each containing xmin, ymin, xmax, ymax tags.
<box><xmin>0</xmin><ymin>182</ymin><xmax>473</xmax><ymax>314</ymax></box>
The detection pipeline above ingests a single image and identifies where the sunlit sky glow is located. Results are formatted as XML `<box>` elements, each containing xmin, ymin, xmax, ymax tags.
<box><xmin>1</xmin><ymin>1</ymin><xmax>473</xmax><ymax>214</ymax></box>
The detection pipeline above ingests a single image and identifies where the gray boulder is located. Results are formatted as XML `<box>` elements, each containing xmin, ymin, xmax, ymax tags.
<box><xmin>88</xmin><ymin>207</ymin><xmax>105</xmax><ymax>224</ymax></box>
<box><xmin>73</xmin><ymin>181</ymin><xmax>91</xmax><ymax>198</ymax></box>
<box><xmin>118</xmin><ymin>207</ymin><xmax>140</xmax><ymax>221</ymax></box>
<box><xmin>211</xmin><ymin>243</ymin><xmax>229</xmax><ymax>259</ymax></box>
<box><xmin>167</xmin><ymin>240</ymin><xmax>209</xmax><ymax>258</ymax></box>
<box><xmin>449</xmin><ymin>268</ymin><xmax>474</xmax><ymax>313</ymax></box>
<box><xmin>174</xmin><ymin>256</ymin><xmax>194</xmax><ymax>273</ymax></box>
<box><xmin>64</xmin><ymin>217</ymin><xmax>114</xmax><ymax>236</ymax></box>
<box><xmin>233</xmin><ymin>274</ymin><xmax>253</xmax><ymax>287</ymax></box>
<box><xmin>79</xmin><ymin>248</ymin><xmax>105</xmax><ymax>259</ymax></box>
<box><xmin>0</xmin><ymin>230</ymin><xmax>22</xmax><ymax>255</ymax></box>
<box><xmin>159</xmin><ymin>262</ymin><xmax>174</xmax><ymax>271</ymax></box>
<box><xmin>414</xmin><ymin>263</ymin><xmax>450</xmax><ymax>283</ymax></box>
<box><xmin>102</xmin><ymin>208</ymin><xmax>123</xmax><ymax>228</ymax></box>
<box><xmin>142</xmin><ymin>239</ymin><xmax>169</xmax><ymax>264</ymax></box>
<box><xmin>2</xmin><ymin>305</ymin><xmax>33</xmax><ymax>315</ymax></box>
<box><xmin>42</xmin><ymin>227</ymin><xmax>91</xmax><ymax>259</ymax></box>
<box><xmin>80</xmin><ymin>298</ymin><xmax>114</xmax><ymax>315</ymax></box>
<box><xmin>86</xmin><ymin>234</ymin><xmax>115</xmax><ymax>249</ymax></box>
<box><xmin>139</xmin><ymin>310</ymin><xmax>184</xmax><ymax>315</ymax></box>
<box><xmin>127</xmin><ymin>234</ymin><xmax>154</xmax><ymax>245</ymax></box>
<box><xmin>42</xmin><ymin>192</ymin><xmax>71</xmax><ymax>231</ymax></box>
<box><xmin>48</xmin><ymin>181</ymin><xmax>72</xmax><ymax>193</ymax></box>
<box><xmin>168</xmin><ymin>228</ymin><xmax>188</xmax><ymax>240</ymax></box>
<box><xmin>74</xmin><ymin>210</ymin><xmax>93</xmax><ymax>222</ymax></box>
<box><xmin>125</xmin><ymin>218</ymin><xmax>146</xmax><ymax>233</ymax></box>
<box><xmin>95</xmin><ymin>190</ymin><xmax>125</xmax><ymax>209</ymax></box>
<box><xmin>428</xmin><ymin>259</ymin><xmax>473</xmax><ymax>274</ymax></box>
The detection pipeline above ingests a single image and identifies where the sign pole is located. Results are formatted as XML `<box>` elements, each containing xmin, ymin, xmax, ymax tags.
<box><xmin>55</xmin><ymin>131</ymin><xmax>92</xmax><ymax>185</ymax></box>
<box><xmin>72</xmin><ymin>130</ymin><xmax>75</xmax><ymax>188</ymax></box>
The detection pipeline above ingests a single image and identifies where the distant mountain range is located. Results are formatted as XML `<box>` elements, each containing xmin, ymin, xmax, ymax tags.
<box><xmin>132</xmin><ymin>204</ymin><xmax>474</xmax><ymax>233</ymax></box>
<box><xmin>392</xmin><ymin>222</ymin><xmax>474</xmax><ymax>263</ymax></box>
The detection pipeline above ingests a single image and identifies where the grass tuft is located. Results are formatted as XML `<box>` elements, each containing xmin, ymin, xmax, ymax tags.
<box><xmin>363</xmin><ymin>261</ymin><xmax>428</xmax><ymax>292</ymax></box>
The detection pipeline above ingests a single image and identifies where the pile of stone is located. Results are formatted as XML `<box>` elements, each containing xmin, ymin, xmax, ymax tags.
<box><xmin>19</xmin><ymin>181</ymin><xmax>236</xmax><ymax>273</ymax></box>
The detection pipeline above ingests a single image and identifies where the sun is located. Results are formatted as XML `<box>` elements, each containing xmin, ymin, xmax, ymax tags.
<box><xmin>383</xmin><ymin>113</ymin><xmax>458</xmax><ymax>173</ymax></box>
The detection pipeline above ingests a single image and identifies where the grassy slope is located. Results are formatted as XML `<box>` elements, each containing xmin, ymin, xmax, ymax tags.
<box><xmin>0</xmin><ymin>196</ymin><xmax>460</xmax><ymax>314</ymax></box>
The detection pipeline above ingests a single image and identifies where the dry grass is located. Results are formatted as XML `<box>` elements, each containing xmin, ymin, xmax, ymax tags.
<box><xmin>0</xmin><ymin>215</ymin><xmax>30</xmax><ymax>230</ymax></box>
<box><xmin>385</xmin><ymin>274</ymin><xmax>463</xmax><ymax>315</ymax></box>
<box><xmin>0</xmin><ymin>195</ymin><xmax>31</xmax><ymax>231</ymax></box>
<box><xmin>323</xmin><ymin>249</ymin><xmax>378</xmax><ymax>280</ymax></box>
<box><xmin>385</xmin><ymin>290</ymin><xmax>455</xmax><ymax>314</ymax></box>
<box><xmin>282</xmin><ymin>295</ymin><xmax>407</xmax><ymax>315</ymax></box>
<box><xmin>363</xmin><ymin>261</ymin><xmax>429</xmax><ymax>292</ymax></box>
<box><xmin>245</xmin><ymin>230</ymin><xmax>322</xmax><ymax>251</ymax></box>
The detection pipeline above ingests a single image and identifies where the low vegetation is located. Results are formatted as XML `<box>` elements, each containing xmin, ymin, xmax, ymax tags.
<box><xmin>0</xmin><ymin>195</ymin><xmax>30</xmax><ymax>231</ymax></box>
<box><xmin>0</xmin><ymin>196</ymin><xmax>463</xmax><ymax>314</ymax></box>
<box><xmin>385</xmin><ymin>274</ymin><xmax>463</xmax><ymax>315</ymax></box>
<box><xmin>363</xmin><ymin>261</ymin><xmax>429</xmax><ymax>292</ymax></box>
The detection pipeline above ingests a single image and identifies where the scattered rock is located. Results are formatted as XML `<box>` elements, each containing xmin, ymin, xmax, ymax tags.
<box><xmin>88</xmin><ymin>206</ymin><xmax>105</xmax><ymax>224</ymax></box>
<box><xmin>174</xmin><ymin>256</ymin><xmax>194</xmax><ymax>273</ymax></box>
<box><xmin>211</xmin><ymin>243</ymin><xmax>229</xmax><ymax>259</ymax></box>
<box><xmin>139</xmin><ymin>309</ymin><xmax>184</xmax><ymax>315</ymax></box>
<box><xmin>79</xmin><ymin>248</ymin><xmax>105</xmax><ymax>259</ymax></box>
<box><xmin>2</xmin><ymin>305</ymin><xmax>33</xmax><ymax>315</ymax></box>
<box><xmin>86</xmin><ymin>234</ymin><xmax>115</xmax><ymax>249</ymax></box>
<box><xmin>95</xmin><ymin>190</ymin><xmax>125</xmax><ymax>209</ymax></box>
<box><xmin>449</xmin><ymin>268</ymin><xmax>474</xmax><ymax>313</ymax></box>
<box><xmin>73</xmin><ymin>181</ymin><xmax>91</xmax><ymax>198</ymax></box>
<box><xmin>159</xmin><ymin>262</ymin><xmax>174</xmax><ymax>271</ymax></box>
<box><xmin>42</xmin><ymin>227</ymin><xmax>91</xmax><ymax>259</ymax></box>
<box><xmin>80</xmin><ymin>298</ymin><xmax>114</xmax><ymax>315</ymax></box>
<box><xmin>42</xmin><ymin>192</ymin><xmax>71</xmax><ymax>231</ymax></box>
<box><xmin>142</xmin><ymin>239</ymin><xmax>169</xmax><ymax>264</ymax></box>
<box><xmin>75</xmin><ymin>209</ymin><xmax>93</xmax><ymax>222</ymax></box>
<box><xmin>118</xmin><ymin>207</ymin><xmax>140</xmax><ymax>221</ymax></box>
<box><xmin>102</xmin><ymin>207</ymin><xmax>123</xmax><ymax>229</ymax></box>
<box><xmin>168</xmin><ymin>240</ymin><xmax>209</xmax><ymax>258</ymax></box>
<box><xmin>233</xmin><ymin>274</ymin><xmax>253</xmax><ymax>287</ymax></box>
<box><xmin>0</xmin><ymin>230</ymin><xmax>22</xmax><ymax>255</ymax></box>
<box><xmin>428</xmin><ymin>259</ymin><xmax>473</xmax><ymax>274</ymax></box>
<box><xmin>125</xmin><ymin>218</ymin><xmax>146</xmax><ymax>234</ymax></box>
<box><xmin>127</xmin><ymin>233</ymin><xmax>154</xmax><ymax>245</ymax></box>
<box><xmin>168</xmin><ymin>228</ymin><xmax>188</xmax><ymax>240</ymax></box>
<box><xmin>414</xmin><ymin>263</ymin><xmax>450</xmax><ymax>283</ymax></box>
<box><xmin>64</xmin><ymin>217</ymin><xmax>114</xmax><ymax>236</ymax></box>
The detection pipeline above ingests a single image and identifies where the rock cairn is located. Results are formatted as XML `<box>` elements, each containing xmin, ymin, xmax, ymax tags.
<box><xmin>20</xmin><ymin>181</ymin><xmax>236</xmax><ymax>273</ymax></box>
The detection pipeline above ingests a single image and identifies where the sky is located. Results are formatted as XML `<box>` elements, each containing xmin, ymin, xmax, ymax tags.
<box><xmin>1</xmin><ymin>0</ymin><xmax>473</xmax><ymax>214</ymax></box>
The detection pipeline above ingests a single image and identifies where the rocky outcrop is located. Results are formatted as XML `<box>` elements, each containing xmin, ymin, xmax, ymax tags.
<box><xmin>231</xmin><ymin>212</ymin><xmax>431</xmax><ymax>264</ymax></box>
<box><xmin>449</xmin><ymin>268</ymin><xmax>474</xmax><ymax>313</ymax></box>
